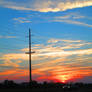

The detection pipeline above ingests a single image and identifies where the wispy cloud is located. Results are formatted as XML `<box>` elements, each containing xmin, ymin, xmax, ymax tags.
<box><xmin>48</xmin><ymin>38</ymin><xmax>82</xmax><ymax>43</ymax></box>
<box><xmin>0</xmin><ymin>60</ymin><xmax>22</xmax><ymax>68</ymax></box>
<box><xmin>0</xmin><ymin>38</ymin><xmax>92</xmax><ymax>82</ymax></box>
<box><xmin>0</xmin><ymin>0</ymin><xmax>92</xmax><ymax>12</ymax></box>
<box><xmin>1</xmin><ymin>38</ymin><xmax>92</xmax><ymax>63</ymax></box>
<box><xmin>13</xmin><ymin>17</ymin><xmax>31</xmax><ymax>23</ymax></box>
<box><xmin>52</xmin><ymin>13</ymin><xmax>92</xmax><ymax>27</ymax></box>
<box><xmin>54</xmin><ymin>19</ymin><xmax>92</xmax><ymax>27</ymax></box>
<box><xmin>55</xmin><ymin>13</ymin><xmax>85</xmax><ymax>20</ymax></box>
<box><xmin>0</xmin><ymin>68</ymin><xmax>29</xmax><ymax>82</ymax></box>
<box><xmin>0</xmin><ymin>35</ymin><xmax>17</xmax><ymax>38</ymax></box>
<box><xmin>20</xmin><ymin>12</ymin><xmax>92</xmax><ymax>28</ymax></box>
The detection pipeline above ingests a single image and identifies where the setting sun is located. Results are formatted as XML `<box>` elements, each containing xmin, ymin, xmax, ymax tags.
<box><xmin>54</xmin><ymin>75</ymin><xmax>72</xmax><ymax>83</ymax></box>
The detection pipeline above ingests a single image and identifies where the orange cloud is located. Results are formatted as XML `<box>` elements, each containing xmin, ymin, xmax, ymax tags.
<box><xmin>0</xmin><ymin>68</ymin><xmax>29</xmax><ymax>81</ymax></box>
<box><xmin>36</xmin><ymin>65</ymin><xmax>92</xmax><ymax>83</ymax></box>
<box><xmin>0</xmin><ymin>61</ymin><xmax>91</xmax><ymax>83</ymax></box>
<box><xmin>0</xmin><ymin>38</ymin><xmax>92</xmax><ymax>83</ymax></box>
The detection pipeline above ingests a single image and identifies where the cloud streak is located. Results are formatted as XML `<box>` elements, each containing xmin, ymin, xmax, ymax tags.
<box><xmin>0</xmin><ymin>0</ymin><xmax>92</xmax><ymax>12</ymax></box>
<box><xmin>52</xmin><ymin>13</ymin><xmax>92</xmax><ymax>27</ymax></box>
<box><xmin>0</xmin><ymin>38</ymin><xmax>92</xmax><ymax>83</ymax></box>
<box><xmin>13</xmin><ymin>17</ymin><xmax>31</xmax><ymax>23</ymax></box>
<box><xmin>54</xmin><ymin>19</ymin><xmax>92</xmax><ymax>27</ymax></box>
<box><xmin>0</xmin><ymin>35</ymin><xmax>17</xmax><ymax>39</ymax></box>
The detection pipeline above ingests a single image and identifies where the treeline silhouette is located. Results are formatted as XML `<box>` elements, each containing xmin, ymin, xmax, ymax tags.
<box><xmin>0</xmin><ymin>80</ymin><xmax>92</xmax><ymax>92</ymax></box>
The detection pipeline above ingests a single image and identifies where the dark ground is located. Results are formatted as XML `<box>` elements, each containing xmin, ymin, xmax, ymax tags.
<box><xmin>0</xmin><ymin>80</ymin><xmax>92</xmax><ymax>92</ymax></box>
<box><xmin>0</xmin><ymin>88</ymin><xmax>92</xmax><ymax>92</ymax></box>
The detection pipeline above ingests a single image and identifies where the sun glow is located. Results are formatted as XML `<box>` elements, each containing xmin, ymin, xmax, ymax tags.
<box><xmin>55</xmin><ymin>75</ymin><xmax>72</xmax><ymax>83</ymax></box>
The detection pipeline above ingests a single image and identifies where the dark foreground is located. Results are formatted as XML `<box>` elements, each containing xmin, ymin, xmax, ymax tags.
<box><xmin>1</xmin><ymin>87</ymin><xmax>92</xmax><ymax>92</ymax></box>
<box><xmin>0</xmin><ymin>80</ymin><xmax>92</xmax><ymax>92</ymax></box>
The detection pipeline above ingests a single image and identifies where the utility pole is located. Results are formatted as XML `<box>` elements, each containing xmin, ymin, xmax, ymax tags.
<box><xmin>29</xmin><ymin>28</ymin><xmax>32</xmax><ymax>83</ymax></box>
<box><xmin>26</xmin><ymin>28</ymin><xmax>35</xmax><ymax>83</ymax></box>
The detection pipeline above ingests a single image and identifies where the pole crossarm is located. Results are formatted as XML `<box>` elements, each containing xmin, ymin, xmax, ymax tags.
<box><xmin>25</xmin><ymin>51</ymin><xmax>35</xmax><ymax>54</ymax></box>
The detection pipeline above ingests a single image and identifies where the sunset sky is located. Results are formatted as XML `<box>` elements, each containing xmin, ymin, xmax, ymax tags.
<box><xmin>0</xmin><ymin>0</ymin><xmax>92</xmax><ymax>83</ymax></box>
